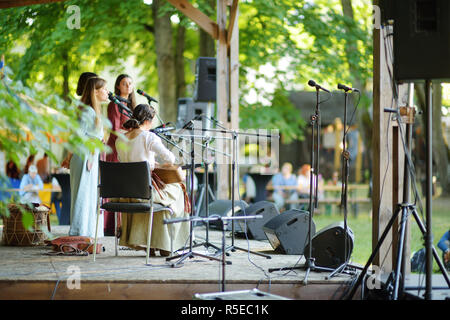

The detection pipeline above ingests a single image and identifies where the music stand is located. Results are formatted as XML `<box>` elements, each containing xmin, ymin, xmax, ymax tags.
<box><xmin>165</xmin><ymin>134</ymin><xmax>225</xmax><ymax>267</ymax></box>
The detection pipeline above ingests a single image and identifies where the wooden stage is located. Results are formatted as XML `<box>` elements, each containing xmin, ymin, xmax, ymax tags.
<box><xmin>0</xmin><ymin>225</ymin><xmax>361</xmax><ymax>300</ymax></box>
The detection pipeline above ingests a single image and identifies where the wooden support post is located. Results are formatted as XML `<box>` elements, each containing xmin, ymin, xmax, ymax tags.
<box><xmin>216</xmin><ymin>0</ymin><xmax>230</xmax><ymax>199</ymax></box>
<box><xmin>373</xmin><ymin>20</ymin><xmax>409</xmax><ymax>273</ymax></box>
<box><xmin>229</xmin><ymin>1</ymin><xmax>240</xmax><ymax>200</ymax></box>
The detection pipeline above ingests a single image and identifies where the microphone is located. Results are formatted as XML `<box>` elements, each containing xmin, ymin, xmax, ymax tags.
<box><xmin>137</xmin><ymin>89</ymin><xmax>158</xmax><ymax>103</ymax></box>
<box><xmin>108</xmin><ymin>92</ymin><xmax>132</xmax><ymax>116</ymax></box>
<box><xmin>337</xmin><ymin>83</ymin><xmax>359</xmax><ymax>92</ymax></box>
<box><xmin>114</xmin><ymin>94</ymin><xmax>131</xmax><ymax>104</ymax></box>
<box><xmin>181</xmin><ymin>120</ymin><xmax>194</xmax><ymax>130</ymax></box>
<box><xmin>151</xmin><ymin>125</ymin><xmax>176</xmax><ymax>133</ymax></box>
<box><xmin>308</xmin><ymin>80</ymin><xmax>330</xmax><ymax>93</ymax></box>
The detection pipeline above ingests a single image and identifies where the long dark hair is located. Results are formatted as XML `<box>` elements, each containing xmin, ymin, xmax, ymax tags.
<box><xmin>24</xmin><ymin>154</ymin><xmax>35</xmax><ymax>174</ymax></box>
<box><xmin>123</xmin><ymin>104</ymin><xmax>156</xmax><ymax>130</ymax></box>
<box><xmin>81</xmin><ymin>77</ymin><xmax>107</xmax><ymax>126</ymax></box>
<box><xmin>114</xmin><ymin>74</ymin><xmax>136</xmax><ymax>110</ymax></box>
<box><xmin>76</xmin><ymin>72</ymin><xmax>98</xmax><ymax>96</ymax></box>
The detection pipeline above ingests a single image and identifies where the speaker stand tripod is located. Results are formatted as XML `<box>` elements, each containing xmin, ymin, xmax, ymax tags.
<box><xmin>346</xmin><ymin>102</ymin><xmax>450</xmax><ymax>300</ymax></box>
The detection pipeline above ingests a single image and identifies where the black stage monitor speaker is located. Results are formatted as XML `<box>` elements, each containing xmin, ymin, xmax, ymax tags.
<box><xmin>304</xmin><ymin>222</ymin><xmax>354</xmax><ymax>269</ymax></box>
<box><xmin>393</xmin><ymin>0</ymin><xmax>450</xmax><ymax>81</ymax></box>
<box><xmin>235</xmin><ymin>201</ymin><xmax>280</xmax><ymax>240</ymax></box>
<box><xmin>176</xmin><ymin>97</ymin><xmax>213</xmax><ymax>130</ymax></box>
<box><xmin>194</xmin><ymin>57</ymin><xmax>216</xmax><ymax>102</ymax></box>
<box><xmin>199</xmin><ymin>199</ymin><xmax>248</xmax><ymax>231</ymax></box>
<box><xmin>262</xmin><ymin>209</ymin><xmax>314</xmax><ymax>255</ymax></box>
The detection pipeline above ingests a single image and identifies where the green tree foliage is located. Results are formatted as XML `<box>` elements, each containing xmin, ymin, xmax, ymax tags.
<box><xmin>0</xmin><ymin>66</ymin><xmax>108</xmax><ymax>229</ymax></box>
<box><xmin>238</xmin><ymin>0</ymin><xmax>373</xmax><ymax>142</ymax></box>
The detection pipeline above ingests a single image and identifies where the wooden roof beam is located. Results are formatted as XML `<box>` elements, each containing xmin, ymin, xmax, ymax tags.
<box><xmin>166</xmin><ymin>0</ymin><xmax>219</xmax><ymax>40</ymax></box>
<box><xmin>0</xmin><ymin>0</ymin><xmax>66</xmax><ymax>9</ymax></box>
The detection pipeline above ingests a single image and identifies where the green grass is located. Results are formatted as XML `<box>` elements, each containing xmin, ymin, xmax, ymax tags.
<box><xmin>313</xmin><ymin>197</ymin><xmax>449</xmax><ymax>273</ymax></box>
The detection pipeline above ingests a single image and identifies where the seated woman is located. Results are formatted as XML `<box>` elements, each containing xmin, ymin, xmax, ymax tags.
<box><xmin>19</xmin><ymin>165</ymin><xmax>43</xmax><ymax>204</ymax></box>
<box><xmin>271</xmin><ymin>162</ymin><xmax>299</xmax><ymax>211</ymax></box>
<box><xmin>115</xmin><ymin>104</ymin><xmax>189</xmax><ymax>257</ymax></box>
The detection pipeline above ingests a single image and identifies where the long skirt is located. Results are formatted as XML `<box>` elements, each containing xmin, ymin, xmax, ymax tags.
<box><xmin>69</xmin><ymin>152</ymin><xmax>103</xmax><ymax>238</ymax></box>
<box><xmin>118</xmin><ymin>183</ymin><xmax>189</xmax><ymax>252</ymax></box>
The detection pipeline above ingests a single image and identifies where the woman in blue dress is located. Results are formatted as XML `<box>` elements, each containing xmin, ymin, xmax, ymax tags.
<box><xmin>62</xmin><ymin>77</ymin><xmax>108</xmax><ymax>237</ymax></box>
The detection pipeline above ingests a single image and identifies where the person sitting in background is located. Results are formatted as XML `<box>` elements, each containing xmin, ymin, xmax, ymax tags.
<box><xmin>242</xmin><ymin>173</ymin><xmax>256</xmax><ymax>204</ymax></box>
<box><xmin>23</xmin><ymin>154</ymin><xmax>36</xmax><ymax>177</ymax></box>
<box><xmin>271</xmin><ymin>162</ymin><xmax>298</xmax><ymax>211</ymax></box>
<box><xmin>36</xmin><ymin>153</ymin><xmax>50</xmax><ymax>183</ymax></box>
<box><xmin>6</xmin><ymin>160</ymin><xmax>21</xmax><ymax>187</ymax></box>
<box><xmin>19</xmin><ymin>165</ymin><xmax>43</xmax><ymax>204</ymax></box>
<box><xmin>297</xmin><ymin>164</ymin><xmax>311</xmax><ymax>197</ymax></box>
<box><xmin>437</xmin><ymin>229</ymin><xmax>450</xmax><ymax>270</ymax></box>
<box><xmin>328</xmin><ymin>170</ymin><xmax>342</xmax><ymax>186</ymax></box>
<box><xmin>296</xmin><ymin>164</ymin><xmax>311</xmax><ymax>210</ymax></box>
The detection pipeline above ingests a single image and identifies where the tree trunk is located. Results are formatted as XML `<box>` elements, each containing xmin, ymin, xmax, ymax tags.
<box><xmin>62</xmin><ymin>50</ymin><xmax>70</xmax><ymax>102</ymax></box>
<box><xmin>340</xmin><ymin>0</ymin><xmax>372</xmax><ymax>182</ymax></box>
<box><xmin>175</xmin><ymin>16</ymin><xmax>186</xmax><ymax>99</ymax></box>
<box><xmin>199</xmin><ymin>29</ymin><xmax>215</xmax><ymax>57</ymax></box>
<box><xmin>153</xmin><ymin>0</ymin><xmax>177</xmax><ymax>123</ymax></box>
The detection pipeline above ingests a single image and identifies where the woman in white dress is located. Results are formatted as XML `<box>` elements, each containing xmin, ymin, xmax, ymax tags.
<box><xmin>62</xmin><ymin>77</ymin><xmax>108</xmax><ymax>237</ymax></box>
<box><xmin>116</xmin><ymin>104</ymin><xmax>189</xmax><ymax>256</ymax></box>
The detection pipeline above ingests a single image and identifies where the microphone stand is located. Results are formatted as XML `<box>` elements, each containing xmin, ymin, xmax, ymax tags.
<box><xmin>268</xmin><ymin>88</ymin><xmax>344</xmax><ymax>282</ymax></box>
<box><xmin>326</xmin><ymin>88</ymin><xmax>354</xmax><ymax>279</ymax></box>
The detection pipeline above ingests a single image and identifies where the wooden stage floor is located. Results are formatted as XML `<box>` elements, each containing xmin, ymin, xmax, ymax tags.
<box><xmin>0</xmin><ymin>225</ymin><xmax>360</xmax><ymax>300</ymax></box>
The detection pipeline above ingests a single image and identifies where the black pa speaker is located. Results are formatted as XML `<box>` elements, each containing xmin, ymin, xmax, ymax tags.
<box><xmin>393</xmin><ymin>0</ymin><xmax>450</xmax><ymax>81</ymax></box>
<box><xmin>176</xmin><ymin>98</ymin><xmax>213</xmax><ymax>130</ymax></box>
<box><xmin>194</xmin><ymin>57</ymin><xmax>216</xmax><ymax>102</ymax></box>
<box><xmin>304</xmin><ymin>222</ymin><xmax>354</xmax><ymax>269</ymax></box>
<box><xmin>235</xmin><ymin>201</ymin><xmax>280</xmax><ymax>240</ymax></box>
<box><xmin>199</xmin><ymin>199</ymin><xmax>248</xmax><ymax>231</ymax></box>
<box><xmin>262</xmin><ymin>209</ymin><xmax>314</xmax><ymax>255</ymax></box>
